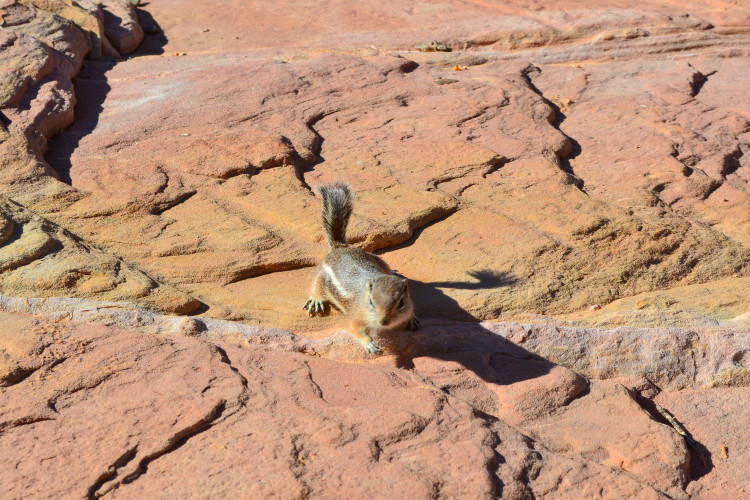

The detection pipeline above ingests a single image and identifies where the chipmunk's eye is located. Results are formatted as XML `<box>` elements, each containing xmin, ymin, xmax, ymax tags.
<box><xmin>398</xmin><ymin>297</ymin><xmax>405</xmax><ymax>309</ymax></box>
<box><xmin>369</xmin><ymin>297</ymin><xmax>374</xmax><ymax>308</ymax></box>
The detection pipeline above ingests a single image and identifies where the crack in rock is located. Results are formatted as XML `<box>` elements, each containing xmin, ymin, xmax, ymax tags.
<box><xmin>0</xmin><ymin>415</ymin><xmax>55</xmax><ymax>435</ymax></box>
<box><xmin>87</xmin><ymin>446</ymin><xmax>139</xmax><ymax>499</ymax></box>
<box><xmin>520</xmin><ymin>65</ymin><xmax>586</xmax><ymax>192</ymax></box>
<box><xmin>95</xmin><ymin>399</ymin><xmax>228</xmax><ymax>496</ymax></box>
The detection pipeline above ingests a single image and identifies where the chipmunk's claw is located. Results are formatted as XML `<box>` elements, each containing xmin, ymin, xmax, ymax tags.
<box><xmin>407</xmin><ymin>315</ymin><xmax>421</xmax><ymax>331</ymax></box>
<box><xmin>363</xmin><ymin>341</ymin><xmax>381</xmax><ymax>354</ymax></box>
<box><xmin>303</xmin><ymin>297</ymin><xmax>326</xmax><ymax>316</ymax></box>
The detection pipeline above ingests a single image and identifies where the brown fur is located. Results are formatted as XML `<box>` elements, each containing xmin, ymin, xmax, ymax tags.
<box><xmin>303</xmin><ymin>184</ymin><xmax>419</xmax><ymax>353</ymax></box>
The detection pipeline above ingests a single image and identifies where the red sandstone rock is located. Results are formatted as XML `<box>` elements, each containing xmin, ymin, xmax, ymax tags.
<box><xmin>3</xmin><ymin>0</ymin><xmax>750</xmax><ymax>327</ymax></box>
<box><xmin>100</xmin><ymin>0</ymin><xmax>143</xmax><ymax>54</ymax></box>
<box><xmin>30</xmin><ymin>46</ymin><xmax>750</xmax><ymax>328</ymax></box>
<box><xmin>656</xmin><ymin>387</ymin><xmax>750</xmax><ymax>498</ymax></box>
<box><xmin>0</xmin><ymin>195</ymin><xmax>200</xmax><ymax>313</ymax></box>
<box><xmin>2</xmin><ymin>298</ymin><xmax>747</xmax><ymax>497</ymax></box>
<box><xmin>2</xmin><ymin>0</ymin><xmax>750</xmax><ymax>497</ymax></box>
<box><xmin>0</xmin><ymin>1</ymin><xmax>203</xmax><ymax>313</ymax></box>
<box><xmin>412</xmin><ymin>352</ymin><xmax>588</xmax><ymax>426</ymax></box>
<box><xmin>527</xmin><ymin>381</ymin><xmax>690</xmax><ymax>499</ymax></box>
<box><xmin>1</xmin><ymin>307</ymin><xmax>678</xmax><ymax>498</ymax></box>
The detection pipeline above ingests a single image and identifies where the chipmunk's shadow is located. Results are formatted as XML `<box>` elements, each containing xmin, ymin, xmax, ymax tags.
<box><xmin>386</xmin><ymin>269</ymin><xmax>555</xmax><ymax>387</ymax></box>
<box><xmin>409</xmin><ymin>269</ymin><xmax>516</xmax><ymax>323</ymax></box>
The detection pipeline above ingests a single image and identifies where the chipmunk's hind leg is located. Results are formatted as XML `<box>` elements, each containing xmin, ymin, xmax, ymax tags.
<box><xmin>303</xmin><ymin>269</ymin><xmax>328</xmax><ymax>316</ymax></box>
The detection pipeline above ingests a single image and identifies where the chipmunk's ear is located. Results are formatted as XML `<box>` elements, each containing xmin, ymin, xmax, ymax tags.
<box><xmin>402</xmin><ymin>280</ymin><xmax>408</xmax><ymax>290</ymax></box>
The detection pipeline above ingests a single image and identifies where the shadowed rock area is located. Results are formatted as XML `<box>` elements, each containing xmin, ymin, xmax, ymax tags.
<box><xmin>1</xmin><ymin>0</ymin><xmax>750</xmax><ymax>497</ymax></box>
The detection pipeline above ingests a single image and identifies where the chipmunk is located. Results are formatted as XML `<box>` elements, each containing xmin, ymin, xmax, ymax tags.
<box><xmin>303</xmin><ymin>182</ymin><xmax>419</xmax><ymax>353</ymax></box>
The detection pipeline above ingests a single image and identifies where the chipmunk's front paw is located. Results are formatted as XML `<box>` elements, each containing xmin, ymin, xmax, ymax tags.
<box><xmin>406</xmin><ymin>315</ymin><xmax>421</xmax><ymax>331</ymax></box>
<box><xmin>363</xmin><ymin>341</ymin><xmax>381</xmax><ymax>354</ymax></box>
<box><xmin>302</xmin><ymin>297</ymin><xmax>325</xmax><ymax>316</ymax></box>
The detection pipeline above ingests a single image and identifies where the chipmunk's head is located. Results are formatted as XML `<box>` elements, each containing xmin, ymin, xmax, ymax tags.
<box><xmin>364</xmin><ymin>275</ymin><xmax>414</xmax><ymax>329</ymax></box>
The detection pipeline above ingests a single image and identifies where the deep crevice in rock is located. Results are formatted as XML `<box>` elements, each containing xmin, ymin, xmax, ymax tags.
<box><xmin>520</xmin><ymin>65</ymin><xmax>586</xmax><ymax>192</ymax></box>
<box><xmin>112</xmin><ymin>399</ymin><xmax>228</xmax><ymax>492</ymax></box>
<box><xmin>148</xmin><ymin>190</ymin><xmax>197</xmax><ymax>215</ymax></box>
<box><xmin>722</xmin><ymin>145</ymin><xmax>744</xmax><ymax>178</ymax></box>
<box><xmin>634</xmin><ymin>396</ymin><xmax>712</xmax><ymax>485</ymax></box>
<box><xmin>292</xmin><ymin>111</ymin><xmax>335</xmax><ymax>195</ymax></box>
<box><xmin>87</xmin><ymin>446</ymin><xmax>139</xmax><ymax>499</ymax></box>
<box><xmin>472</xmin><ymin>409</ymin><xmax>506</xmax><ymax>497</ymax></box>
<box><xmin>212</xmin><ymin>344</ymin><xmax>249</xmax><ymax>391</ymax></box>
<box><xmin>223</xmin><ymin>255</ymin><xmax>318</xmax><ymax>284</ymax></box>
<box><xmin>372</xmin><ymin>206</ymin><xmax>460</xmax><ymax>253</ymax></box>
<box><xmin>46</xmin><ymin>61</ymin><xmax>116</xmax><ymax>186</ymax></box>
<box><xmin>0</xmin><ymin>415</ymin><xmax>55</xmax><ymax>434</ymax></box>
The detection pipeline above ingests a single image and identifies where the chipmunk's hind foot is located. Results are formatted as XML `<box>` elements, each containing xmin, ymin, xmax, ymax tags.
<box><xmin>303</xmin><ymin>297</ymin><xmax>326</xmax><ymax>316</ymax></box>
<box><xmin>406</xmin><ymin>315</ymin><xmax>421</xmax><ymax>331</ymax></box>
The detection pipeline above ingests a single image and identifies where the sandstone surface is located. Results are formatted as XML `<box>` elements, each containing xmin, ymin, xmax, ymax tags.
<box><xmin>1</xmin><ymin>0</ymin><xmax>749</xmax><ymax>327</ymax></box>
<box><xmin>656</xmin><ymin>387</ymin><xmax>750</xmax><ymax>498</ymax></box>
<box><xmin>2</xmin><ymin>0</ymin><xmax>750</xmax><ymax>498</ymax></box>
<box><xmin>1</xmin><ymin>296</ymin><xmax>749</xmax><ymax>498</ymax></box>
<box><xmin>0</xmin><ymin>299</ymin><xmax>734</xmax><ymax>499</ymax></box>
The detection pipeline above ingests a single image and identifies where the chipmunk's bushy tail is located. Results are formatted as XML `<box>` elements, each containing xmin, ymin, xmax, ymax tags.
<box><xmin>316</xmin><ymin>182</ymin><xmax>353</xmax><ymax>248</ymax></box>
